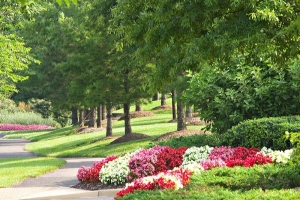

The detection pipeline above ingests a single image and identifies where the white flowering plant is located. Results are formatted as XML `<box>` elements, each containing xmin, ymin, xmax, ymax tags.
<box><xmin>260</xmin><ymin>146</ymin><xmax>293</xmax><ymax>164</ymax></box>
<box><xmin>100</xmin><ymin>152</ymin><xmax>135</xmax><ymax>185</ymax></box>
<box><xmin>182</xmin><ymin>146</ymin><xmax>214</xmax><ymax>166</ymax></box>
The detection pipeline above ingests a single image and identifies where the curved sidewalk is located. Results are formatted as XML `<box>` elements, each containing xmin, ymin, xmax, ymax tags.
<box><xmin>0</xmin><ymin>134</ymin><xmax>120</xmax><ymax>200</ymax></box>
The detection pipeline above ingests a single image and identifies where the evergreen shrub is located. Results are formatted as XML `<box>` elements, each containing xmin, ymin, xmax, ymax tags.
<box><xmin>158</xmin><ymin>134</ymin><xmax>222</xmax><ymax>148</ymax></box>
<box><xmin>222</xmin><ymin>116</ymin><xmax>300</xmax><ymax>150</ymax></box>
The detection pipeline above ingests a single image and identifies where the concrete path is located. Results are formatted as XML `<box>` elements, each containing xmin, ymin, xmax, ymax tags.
<box><xmin>0</xmin><ymin>134</ymin><xmax>120</xmax><ymax>200</ymax></box>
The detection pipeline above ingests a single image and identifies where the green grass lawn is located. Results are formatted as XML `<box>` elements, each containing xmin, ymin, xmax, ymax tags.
<box><xmin>0</xmin><ymin>157</ymin><xmax>66</xmax><ymax>187</ymax></box>
<box><xmin>4</xmin><ymin>100</ymin><xmax>203</xmax><ymax>157</ymax></box>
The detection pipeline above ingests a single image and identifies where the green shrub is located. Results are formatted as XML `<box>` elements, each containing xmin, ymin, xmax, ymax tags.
<box><xmin>157</xmin><ymin>134</ymin><xmax>222</xmax><ymax>148</ymax></box>
<box><xmin>0</xmin><ymin>97</ymin><xmax>21</xmax><ymax>113</ymax></box>
<box><xmin>0</xmin><ymin>111</ymin><xmax>60</xmax><ymax>127</ymax></box>
<box><xmin>221</xmin><ymin>116</ymin><xmax>300</xmax><ymax>150</ymax></box>
<box><xmin>28</xmin><ymin>98</ymin><xmax>51</xmax><ymax>118</ymax></box>
<box><xmin>185</xmin><ymin>60</ymin><xmax>300</xmax><ymax>134</ymax></box>
<box><xmin>286</xmin><ymin>132</ymin><xmax>300</xmax><ymax>164</ymax></box>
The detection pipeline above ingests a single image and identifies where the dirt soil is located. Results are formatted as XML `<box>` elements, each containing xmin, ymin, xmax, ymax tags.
<box><xmin>71</xmin><ymin>182</ymin><xmax>125</xmax><ymax>191</ymax></box>
<box><xmin>153</xmin><ymin>129</ymin><xmax>211</xmax><ymax>141</ymax></box>
<box><xmin>118</xmin><ymin>111</ymin><xmax>155</xmax><ymax>120</ymax></box>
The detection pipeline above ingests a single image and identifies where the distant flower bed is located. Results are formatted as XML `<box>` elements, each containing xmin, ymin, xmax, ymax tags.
<box><xmin>76</xmin><ymin>145</ymin><xmax>293</xmax><ymax>199</ymax></box>
<box><xmin>0</xmin><ymin>123</ymin><xmax>55</xmax><ymax>131</ymax></box>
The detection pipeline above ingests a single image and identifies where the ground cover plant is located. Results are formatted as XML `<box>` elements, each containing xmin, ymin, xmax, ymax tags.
<box><xmin>0</xmin><ymin>123</ymin><xmax>55</xmax><ymax>131</ymax></box>
<box><xmin>73</xmin><ymin>144</ymin><xmax>298</xmax><ymax>199</ymax></box>
<box><xmin>0</xmin><ymin>157</ymin><xmax>66</xmax><ymax>187</ymax></box>
<box><xmin>119</xmin><ymin>164</ymin><xmax>300</xmax><ymax>200</ymax></box>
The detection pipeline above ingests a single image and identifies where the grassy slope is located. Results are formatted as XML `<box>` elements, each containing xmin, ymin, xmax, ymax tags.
<box><xmin>4</xmin><ymin>99</ymin><xmax>203</xmax><ymax>157</ymax></box>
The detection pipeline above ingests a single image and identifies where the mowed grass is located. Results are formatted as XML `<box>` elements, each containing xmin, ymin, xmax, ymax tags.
<box><xmin>4</xmin><ymin>100</ymin><xmax>204</xmax><ymax>157</ymax></box>
<box><xmin>0</xmin><ymin>157</ymin><xmax>66</xmax><ymax>187</ymax></box>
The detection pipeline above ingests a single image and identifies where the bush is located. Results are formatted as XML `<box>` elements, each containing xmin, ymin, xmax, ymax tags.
<box><xmin>185</xmin><ymin>61</ymin><xmax>300</xmax><ymax>134</ymax></box>
<box><xmin>286</xmin><ymin>132</ymin><xmax>300</xmax><ymax>164</ymax></box>
<box><xmin>28</xmin><ymin>98</ymin><xmax>51</xmax><ymax>118</ymax></box>
<box><xmin>0</xmin><ymin>111</ymin><xmax>60</xmax><ymax>127</ymax></box>
<box><xmin>0</xmin><ymin>97</ymin><xmax>21</xmax><ymax>113</ymax></box>
<box><xmin>158</xmin><ymin>134</ymin><xmax>222</xmax><ymax>148</ymax></box>
<box><xmin>221</xmin><ymin>116</ymin><xmax>300</xmax><ymax>150</ymax></box>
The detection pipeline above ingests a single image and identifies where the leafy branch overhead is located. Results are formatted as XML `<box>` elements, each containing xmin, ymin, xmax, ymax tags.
<box><xmin>18</xmin><ymin>0</ymin><xmax>78</xmax><ymax>6</ymax></box>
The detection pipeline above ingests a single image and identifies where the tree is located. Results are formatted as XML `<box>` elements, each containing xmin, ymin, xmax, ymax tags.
<box><xmin>112</xmin><ymin>0</ymin><xmax>300</xmax><ymax>133</ymax></box>
<box><xmin>0</xmin><ymin>0</ymin><xmax>39</xmax><ymax>97</ymax></box>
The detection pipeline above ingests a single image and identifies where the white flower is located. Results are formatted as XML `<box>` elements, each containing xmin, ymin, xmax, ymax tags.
<box><xmin>182</xmin><ymin>146</ymin><xmax>214</xmax><ymax>166</ymax></box>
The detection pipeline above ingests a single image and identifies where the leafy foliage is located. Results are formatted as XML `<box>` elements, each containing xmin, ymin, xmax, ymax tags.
<box><xmin>186</xmin><ymin>61</ymin><xmax>300</xmax><ymax>134</ymax></box>
<box><xmin>222</xmin><ymin>116</ymin><xmax>300</xmax><ymax>150</ymax></box>
<box><xmin>157</xmin><ymin>134</ymin><xmax>222</xmax><ymax>148</ymax></box>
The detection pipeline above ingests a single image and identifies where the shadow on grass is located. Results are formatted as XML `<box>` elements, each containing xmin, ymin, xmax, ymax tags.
<box><xmin>29</xmin><ymin>126</ymin><xmax>79</xmax><ymax>142</ymax></box>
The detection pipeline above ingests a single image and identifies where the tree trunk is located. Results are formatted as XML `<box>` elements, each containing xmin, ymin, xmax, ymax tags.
<box><xmin>123</xmin><ymin>68</ymin><xmax>132</xmax><ymax>135</ymax></box>
<box><xmin>124</xmin><ymin>103</ymin><xmax>132</xmax><ymax>135</ymax></box>
<box><xmin>83</xmin><ymin>109</ymin><xmax>89</xmax><ymax>126</ymax></box>
<box><xmin>152</xmin><ymin>93</ymin><xmax>159</xmax><ymax>101</ymax></box>
<box><xmin>97</xmin><ymin>106</ymin><xmax>102</xmax><ymax>128</ymax></box>
<box><xmin>79</xmin><ymin>109</ymin><xmax>85</xmax><ymax>127</ymax></box>
<box><xmin>135</xmin><ymin>104</ymin><xmax>142</xmax><ymax>111</ymax></box>
<box><xmin>172</xmin><ymin>90</ymin><xmax>176</xmax><ymax>120</ymax></box>
<box><xmin>161</xmin><ymin>93</ymin><xmax>167</xmax><ymax>106</ymax></box>
<box><xmin>106</xmin><ymin>104</ymin><xmax>112</xmax><ymax>137</ymax></box>
<box><xmin>102</xmin><ymin>105</ymin><xmax>106</xmax><ymax>120</ymax></box>
<box><xmin>88</xmin><ymin>108</ymin><xmax>96</xmax><ymax>128</ymax></box>
<box><xmin>177</xmin><ymin>90</ymin><xmax>186</xmax><ymax>131</ymax></box>
<box><xmin>71</xmin><ymin>106</ymin><xmax>78</xmax><ymax>125</ymax></box>
<box><xmin>186</xmin><ymin>105</ymin><xmax>193</xmax><ymax>118</ymax></box>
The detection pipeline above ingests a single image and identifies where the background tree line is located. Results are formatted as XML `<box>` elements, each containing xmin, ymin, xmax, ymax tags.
<box><xmin>3</xmin><ymin>0</ymin><xmax>300</xmax><ymax>137</ymax></box>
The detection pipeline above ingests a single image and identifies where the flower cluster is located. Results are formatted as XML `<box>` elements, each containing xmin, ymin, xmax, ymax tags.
<box><xmin>127</xmin><ymin>146</ymin><xmax>166</xmax><ymax>182</ymax></box>
<box><xmin>77</xmin><ymin>156</ymin><xmax>118</xmax><ymax>183</ymax></box>
<box><xmin>201</xmin><ymin>158</ymin><xmax>226</xmax><ymax>170</ymax></box>
<box><xmin>154</xmin><ymin>146</ymin><xmax>187</xmax><ymax>173</ymax></box>
<box><xmin>182</xmin><ymin>146</ymin><xmax>214</xmax><ymax>166</ymax></box>
<box><xmin>224</xmin><ymin>147</ymin><xmax>272</xmax><ymax>168</ymax></box>
<box><xmin>116</xmin><ymin>167</ymin><xmax>192</xmax><ymax>199</ymax></box>
<box><xmin>100</xmin><ymin>152</ymin><xmax>136</xmax><ymax>185</ymax></box>
<box><xmin>0</xmin><ymin>123</ymin><xmax>55</xmax><ymax>131</ymax></box>
<box><xmin>75</xmin><ymin>145</ymin><xmax>293</xmax><ymax>199</ymax></box>
<box><xmin>260</xmin><ymin>147</ymin><xmax>293</xmax><ymax>164</ymax></box>
<box><xmin>207</xmin><ymin>146</ymin><xmax>235</xmax><ymax>161</ymax></box>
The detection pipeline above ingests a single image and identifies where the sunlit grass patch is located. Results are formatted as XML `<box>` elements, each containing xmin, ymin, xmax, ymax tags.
<box><xmin>0</xmin><ymin>157</ymin><xmax>66</xmax><ymax>187</ymax></box>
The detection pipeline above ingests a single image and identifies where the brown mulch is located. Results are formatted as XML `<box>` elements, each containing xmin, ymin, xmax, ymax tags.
<box><xmin>168</xmin><ymin>117</ymin><xmax>209</xmax><ymax>126</ymax></box>
<box><xmin>118</xmin><ymin>111</ymin><xmax>155</xmax><ymax>121</ymax></box>
<box><xmin>71</xmin><ymin>182</ymin><xmax>125</xmax><ymax>191</ymax></box>
<box><xmin>77</xmin><ymin>127</ymin><xmax>104</xmax><ymax>134</ymax></box>
<box><xmin>110</xmin><ymin>132</ymin><xmax>151</xmax><ymax>145</ymax></box>
<box><xmin>153</xmin><ymin>129</ymin><xmax>211</xmax><ymax>142</ymax></box>
<box><xmin>151</xmin><ymin>105</ymin><xmax>172</xmax><ymax>110</ymax></box>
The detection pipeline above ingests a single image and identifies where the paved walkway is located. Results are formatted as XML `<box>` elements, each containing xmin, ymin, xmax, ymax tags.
<box><xmin>0</xmin><ymin>134</ymin><xmax>120</xmax><ymax>200</ymax></box>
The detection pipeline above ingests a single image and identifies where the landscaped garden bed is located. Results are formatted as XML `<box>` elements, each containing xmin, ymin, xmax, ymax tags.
<box><xmin>0</xmin><ymin>123</ymin><xmax>55</xmax><ymax>131</ymax></box>
<box><xmin>73</xmin><ymin>145</ymin><xmax>298</xmax><ymax>199</ymax></box>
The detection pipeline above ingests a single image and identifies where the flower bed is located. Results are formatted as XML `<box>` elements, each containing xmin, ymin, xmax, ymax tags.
<box><xmin>77</xmin><ymin>156</ymin><xmax>118</xmax><ymax>183</ymax></box>
<box><xmin>0</xmin><ymin>123</ymin><xmax>55</xmax><ymax>131</ymax></box>
<box><xmin>76</xmin><ymin>145</ymin><xmax>293</xmax><ymax>199</ymax></box>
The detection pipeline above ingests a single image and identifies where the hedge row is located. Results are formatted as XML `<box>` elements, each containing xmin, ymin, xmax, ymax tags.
<box><xmin>221</xmin><ymin>116</ymin><xmax>300</xmax><ymax>150</ymax></box>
